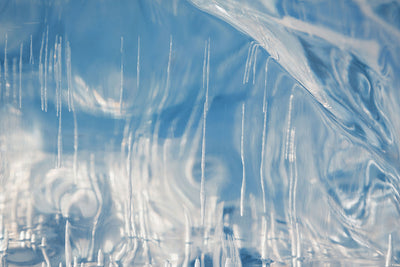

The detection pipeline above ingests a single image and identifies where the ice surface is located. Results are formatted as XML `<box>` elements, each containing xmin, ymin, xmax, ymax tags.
<box><xmin>0</xmin><ymin>0</ymin><xmax>400</xmax><ymax>266</ymax></box>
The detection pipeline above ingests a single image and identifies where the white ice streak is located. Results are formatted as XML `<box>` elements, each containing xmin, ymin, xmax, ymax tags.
<box><xmin>65</xmin><ymin>221</ymin><xmax>72</xmax><ymax>267</ymax></box>
<box><xmin>159</xmin><ymin>36</ymin><xmax>173</xmax><ymax>112</ymax></box>
<box><xmin>260</xmin><ymin>59</ymin><xmax>270</xmax><ymax>264</ymax></box>
<box><xmin>55</xmin><ymin>37</ymin><xmax>63</xmax><ymax>168</ymax></box>
<box><xmin>44</xmin><ymin>26</ymin><xmax>48</xmax><ymax>112</ymax></box>
<box><xmin>119</xmin><ymin>36</ymin><xmax>124</xmax><ymax>113</ymax></box>
<box><xmin>240</xmin><ymin>103</ymin><xmax>246</xmax><ymax>217</ymax></box>
<box><xmin>66</xmin><ymin>41</ymin><xmax>73</xmax><ymax>112</ymax></box>
<box><xmin>19</xmin><ymin>43</ymin><xmax>23</xmax><ymax>108</ymax></box>
<box><xmin>39</xmin><ymin>32</ymin><xmax>44</xmax><ymax>110</ymax></box>
<box><xmin>137</xmin><ymin>36</ymin><xmax>140</xmax><ymax>90</ymax></box>
<box><xmin>12</xmin><ymin>58</ymin><xmax>17</xmax><ymax>105</ymax></box>
<box><xmin>243</xmin><ymin>42</ymin><xmax>259</xmax><ymax>84</ymax></box>
<box><xmin>4</xmin><ymin>34</ymin><xmax>9</xmax><ymax>101</ymax></box>
<box><xmin>385</xmin><ymin>234</ymin><xmax>392</xmax><ymax>267</ymax></box>
<box><xmin>30</xmin><ymin>35</ymin><xmax>34</xmax><ymax>65</ymax></box>
<box><xmin>200</xmin><ymin>38</ymin><xmax>210</xmax><ymax>227</ymax></box>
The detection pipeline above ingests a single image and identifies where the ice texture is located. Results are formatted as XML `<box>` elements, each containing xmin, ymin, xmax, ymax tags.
<box><xmin>0</xmin><ymin>0</ymin><xmax>400</xmax><ymax>266</ymax></box>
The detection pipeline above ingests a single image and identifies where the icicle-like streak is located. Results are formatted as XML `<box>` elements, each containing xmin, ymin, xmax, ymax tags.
<box><xmin>39</xmin><ymin>32</ymin><xmax>44</xmax><ymax>110</ymax></box>
<box><xmin>40</xmin><ymin>237</ymin><xmax>51</xmax><ymax>267</ymax></box>
<box><xmin>67</xmin><ymin>41</ymin><xmax>78</xmax><ymax>182</ymax></box>
<box><xmin>240</xmin><ymin>103</ymin><xmax>246</xmax><ymax>217</ymax></box>
<box><xmin>260</xmin><ymin>216</ymin><xmax>268</xmax><ymax>266</ymax></box>
<box><xmin>44</xmin><ymin>26</ymin><xmax>49</xmax><ymax>112</ymax></box>
<box><xmin>252</xmin><ymin>45</ymin><xmax>258</xmax><ymax>84</ymax></box>
<box><xmin>66</xmin><ymin>41</ymin><xmax>73</xmax><ymax>112</ymax></box>
<box><xmin>4</xmin><ymin>34</ymin><xmax>9</xmax><ymax>101</ymax></box>
<box><xmin>138</xmin><ymin>193</ymin><xmax>151</xmax><ymax>265</ymax></box>
<box><xmin>183</xmin><ymin>211</ymin><xmax>191</xmax><ymax>267</ymax></box>
<box><xmin>71</xmin><ymin>67</ymin><xmax>78</xmax><ymax>182</ymax></box>
<box><xmin>0</xmin><ymin>64</ymin><xmax>2</xmax><ymax>101</ymax></box>
<box><xmin>260</xmin><ymin>59</ymin><xmax>270</xmax><ymax>215</ymax></box>
<box><xmin>119</xmin><ymin>36</ymin><xmax>124</xmax><ymax>113</ymax></box>
<box><xmin>385</xmin><ymin>234</ymin><xmax>392</xmax><ymax>267</ymax></box>
<box><xmin>287</xmin><ymin>89</ymin><xmax>300</xmax><ymax>265</ymax></box>
<box><xmin>200</xmin><ymin>38</ymin><xmax>210</xmax><ymax>227</ymax></box>
<box><xmin>55</xmin><ymin>35</ymin><xmax>59</xmax><ymax>116</ymax></box>
<box><xmin>65</xmin><ymin>221</ymin><xmax>72</xmax><ymax>267</ymax></box>
<box><xmin>126</xmin><ymin>131</ymin><xmax>134</xmax><ymax>239</ymax></box>
<box><xmin>88</xmin><ymin>154</ymin><xmax>103</xmax><ymax>262</ymax></box>
<box><xmin>56</xmin><ymin>37</ymin><xmax>63</xmax><ymax>168</ymax></box>
<box><xmin>30</xmin><ymin>35</ymin><xmax>34</xmax><ymax>65</ymax></box>
<box><xmin>260</xmin><ymin>61</ymin><xmax>270</xmax><ymax>265</ymax></box>
<box><xmin>19</xmin><ymin>44</ymin><xmax>23</xmax><ymax>108</ymax></box>
<box><xmin>150</xmin><ymin>36</ymin><xmax>173</xmax><ymax>190</ymax></box>
<box><xmin>72</xmin><ymin>110</ymin><xmax>78</xmax><ymax>180</ymax></box>
<box><xmin>124</xmin><ymin>132</ymin><xmax>138</xmax><ymax>262</ymax></box>
<box><xmin>97</xmin><ymin>249</ymin><xmax>104</xmax><ymax>266</ymax></box>
<box><xmin>243</xmin><ymin>42</ymin><xmax>253</xmax><ymax>84</ymax></box>
<box><xmin>12</xmin><ymin>58</ymin><xmax>17</xmax><ymax>105</ymax></box>
<box><xmin>243</xmin><ymin>42</ymin><xmax>259</xmax><ymax>84</ymax></box>
<box><xmin>289</xmin><ymin>137</ymin><xmax>297</xmax><ymax>263</ymax></box>
<box><xmin>259</xmin><ymin>60</ymin><xmax>271</xmax><ymax>265</ymax></box>
<box><xmin>137</xmin><ymin>36</ymin><xmax>140</xmax><ymax>90</ymax></box>
<box><xmin>159</xmin><ymin>35</ymin><xmax>173</xmax><ymax>112</ymax></box>
<box><xmin>285</xmin><ymin>94</ymin><xmax>294</xmax><ymax>160</ymax></box>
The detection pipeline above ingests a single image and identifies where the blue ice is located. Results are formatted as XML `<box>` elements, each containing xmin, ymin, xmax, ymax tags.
<box><xmin>0</xmin><ymin>0</ymin><xmax>400</xmax><ymax>266</ymax></box>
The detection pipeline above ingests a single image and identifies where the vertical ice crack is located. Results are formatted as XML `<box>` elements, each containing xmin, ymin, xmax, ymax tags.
<box><xmin>88</xmin><ymin>154</ymin><xmax>103</xmax><ymax>262</ymax></box>
<box><xmin>252</xmin><ymin>45</ymin><xmax>258</xmax><ymax>84</ymax></box>
<box><xmin>12</xmin><ymin>58</ymin><xmax>17</xmax><ymax>105</ymax></box>
<box><xmin>385</xmin><ymin>234</ymin><xmax>392</xmax><ymax>267</ymax></box>
<box><xmin>19</xmin><ymin>43</ymin><xmax>23</xmax><ymax>109</ymax></box>
<box><xmin>65</xmin><ymin>221</ymin><xmax>72</xmax><ymax>267</ymax></box>
<box><xmin>56</xmin><ymin>37</ymin><xmax>63</xmax><ymax>168</ymax></box>
<box><xmin>55</xmin><ymin>36</ymin><xmax>59</xmax><ymax>116</ymax></box>
<box><xmin>4</xmin><ymin>34</ymin><xmax>9</xmax><ymax>101</ymax></box>
<box><xmin>240</xmin><ymin>103</ymin><xmax>246</xmax><ymax>217</ymax></box>
<box><xmin>285</xmin><ymin>94</ymin><xmax>294</xmax><ymax>160</ymax></box>
<box><xmin>29</xmin><ymin>35</ymin><xmax>34</xmax><ymax>65</ymax></box>
<box><xmin>159</xmin><ymin>35</ymin><xmax>173</xmax><ymax>112</ymax></box>
<box><xmin>183</xmin><ymin>210</ymin><xmax>191</xmax><ymax>267</ymax></box>
<box><xmin>201</xmin><ymin>38</ymin><xmax>210</xmax><ymax>227</ymax></box>
<box><xmin>44</xmin><ymin>26</ymin><xmax>48</xmax><ymax>112</ymax></box>
<box><xmin>286</xmin><ymin>88</ymin><xmax>300</xmax><ymax>265</ymax></box>
<box><xmin>40</xmin><ymin>237</ymin><xmax>51</xmax><ymax>267</ymax></box>
<box><xmin>260</xmin><ymin>59</ymin><xmax>271</xmax><ymax>264</ymax></box>
<box><xmin>0</xmin><ymin>64</ymin><xmax>2</xmax><ymax>101</ymax></box>
<box><xmin>72</xmin><ymin>102</ymin><xmax>78</xmax><ymax>182</ymax></box>
<box><xmin>288</xmin><ymin>127</ymin><xmax>299</xmax><ymax>265</ymax></box>
<box><xmin>39</xmin><ymin>32</ymin><xmax>44</xmax><ymax>110</ymax></box>
<box><xmin>66</xmin><ymin>41</ymin><xmax>72</xmax><ymax>112</ymax></box>
<box><xmin>137</xmin><ymin>36</ymin><xmax>140</xmax><ymax>90</ymax></box>
<box><xmin>119</xmin><ymin>36</ymin><xmax>124</xmax><ymax>114</ymax></box>
<box><xmin>243</xmin><ymin>42</ymin><xmax>259</xmax><ymax>84</ymax></box>
<box><xmin>125</xmin><ymin>126</ymin><xmax>134</xmax><ymax>240</ymax></box>
<box><xmin>152</xmin><ymin>36</ymin><xmax>173</xmax><ymax>166</ymax></box>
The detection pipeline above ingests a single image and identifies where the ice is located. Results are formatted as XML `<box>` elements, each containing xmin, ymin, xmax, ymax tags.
<box><xmin>0</xmin><ymin>0</ymin><xmax>400</xmax><ymax>266</ymax></box>
<box><xmin>240</xmin><ymin>103</ymin><xmax>245</xmax><ymax>218</ymax></box>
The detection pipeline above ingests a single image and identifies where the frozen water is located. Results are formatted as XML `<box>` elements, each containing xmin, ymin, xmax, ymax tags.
<box><xmin>0</xmin><ymin>0</ymin><xmax>400</xmax><ymax>266</ymax></box>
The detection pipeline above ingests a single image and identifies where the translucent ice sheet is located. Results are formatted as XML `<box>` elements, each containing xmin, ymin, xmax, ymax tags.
<box><xmin>0</xmin><ymin>0</ymin><xmax>399</xmax><ymax>266</ymax></box>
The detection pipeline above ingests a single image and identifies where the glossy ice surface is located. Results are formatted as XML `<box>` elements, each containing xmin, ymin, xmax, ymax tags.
<box><xmin>0</xmin><ymin>0</ymin><xmax>400</xmax><ymax>266</ymax></box>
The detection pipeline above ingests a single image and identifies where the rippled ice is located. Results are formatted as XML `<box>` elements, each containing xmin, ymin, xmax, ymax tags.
<box><xmin>0</xmin><ymin>0</ymin><xmax>400</xmax><ymax>266</ymax></box>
